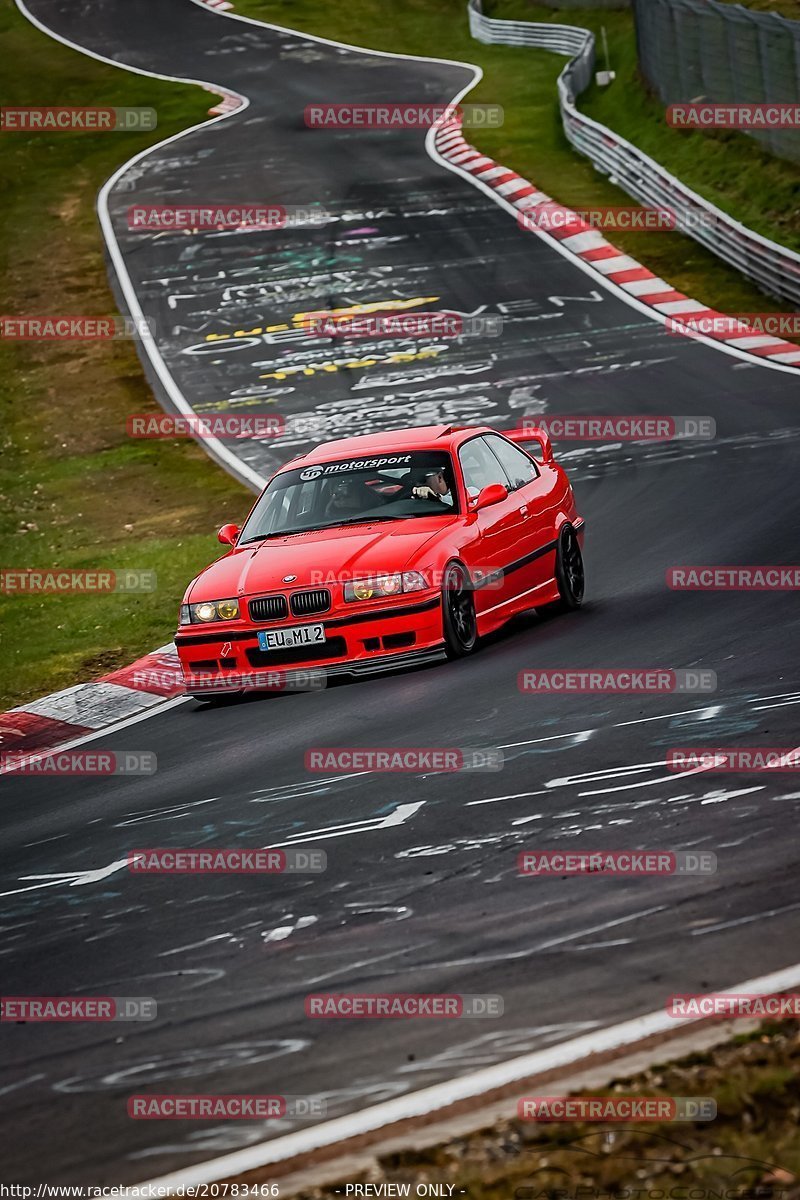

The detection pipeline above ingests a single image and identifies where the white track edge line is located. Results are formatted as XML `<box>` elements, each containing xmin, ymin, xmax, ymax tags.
<box><xmin>131</xmin><ymin>960</ymin><xmax>800</xmax><ymax>1191</ymax></box>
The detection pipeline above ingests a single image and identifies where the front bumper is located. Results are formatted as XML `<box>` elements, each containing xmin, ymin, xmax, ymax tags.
<box><xmin>175</xmin><ymin>593</ymin><xmax>445</xmax><ymax>693</ymax></box>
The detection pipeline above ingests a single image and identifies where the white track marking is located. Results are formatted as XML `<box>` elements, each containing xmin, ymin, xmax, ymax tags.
<box><xmin>265</xmin><ymin>802</ymin><xmax>425</xmax><ymax>848</ymax></box>
<box><xmin>546</xmin><ymin>756</ymin><xmax>720</xmax><ymax>797</ymax></box>
<box><xmin>129</xmin><ymin>961</ymin><xmax>800</xmax><ymax>1190</ymax></box>
<box><xmin>466</xmin><ymin>790</ymin><xmax>547</xmax><ymax>807</ymax></box>
<box><xmin>0</xmin><ymin>855</ymin><xmax>135</xmax><ymax>898</ymax></box>
<box><xmin>500</xmin><ymin>730</ymin><xmax>595</xmax><ymax>749</ymax></box>
<box><xmin>613</xmin><ymin>705</ymin><xmax>722</xmax><ymax>727</ymax></box>
<box><xmin>440</xmin><ymin>904</ymin><xmax>667</xmax><ymax>969</ymax></box>
<box><xmin>691</xmin><ymin>900</ymin><xmax>800</xmax><ymax>935</ymax></box>
<box><xmin>753</xmin><ymin>696</ymin><xmax>800</xmax><ymax>712</ymax></box>
<box><xmin>0</xmin><ymin>1074</ymin><xmax>46</xmax><ymax>1098</ymax></box>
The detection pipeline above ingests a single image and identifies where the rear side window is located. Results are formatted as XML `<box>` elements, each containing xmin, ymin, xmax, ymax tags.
<box><xmin>458</xmin><ymin>437</ymin><xmax>512</xmax><ymax>497</ymax></box>
<box><xmin>484</xmin><ymin>435</ymin><xmax>539</xmax><ymax>490</ymax></box>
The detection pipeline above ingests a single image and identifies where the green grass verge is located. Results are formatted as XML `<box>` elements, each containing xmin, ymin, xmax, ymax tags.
<box><xmin>236</xmin><ymin>0</ymin><xmax>799</xmax><ymax>316</ymax></box>
<box><xmin>0</xmin><ymin>0</ymin><xmax>248</xmax><ymax>710</ymax></box>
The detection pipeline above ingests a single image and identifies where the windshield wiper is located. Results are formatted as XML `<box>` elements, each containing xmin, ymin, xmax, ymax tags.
<box><xmin>323</xmin><ymin>515</ymin><xmax>413</xmax><ymax>528</ymax></box>
<box><xmin>239</xmin><ymin>530</ymin><xmax>309</xmax><ymax>544</ymax></box>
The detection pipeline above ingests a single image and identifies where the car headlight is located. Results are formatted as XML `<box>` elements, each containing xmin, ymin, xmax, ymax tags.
<box><xmin>187</xmin><ymin>598</ymin><xmax>240</xmax><ymax>623</ymax></box>
<box><xmin>344</xmin><ymin>572</ymin><xmax>429</xmax><ymax>602</ymax></box>
<box><xmin>402</xmin><ymin>571</ymin><xmax>428</xmax><ymax>593</ymax></box>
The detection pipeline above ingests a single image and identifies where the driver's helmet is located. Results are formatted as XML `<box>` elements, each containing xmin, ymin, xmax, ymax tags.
<box><xmin>327</xmin><ymin>476</ymin><xmax>363</xmax><ymax>511</ymax></box>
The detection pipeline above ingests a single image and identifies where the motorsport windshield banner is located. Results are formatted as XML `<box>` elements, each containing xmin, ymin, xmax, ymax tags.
<box><xmin>299</xmin><ymin>455</ymin><xmax>413</xmax><ymax>480</ymax></box>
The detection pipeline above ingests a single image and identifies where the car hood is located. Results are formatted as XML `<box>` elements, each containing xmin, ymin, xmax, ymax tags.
<box><xmin>187</xmin><ymin>519</ymin><xmax>457</xmax><ymax>601</ymax></box>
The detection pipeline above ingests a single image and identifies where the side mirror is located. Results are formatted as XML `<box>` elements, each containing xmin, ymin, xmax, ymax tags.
<box><xmin>473</xmin><ymin>482</ymin><xmax>509</xmax><ymax>510</ymax></box>
<box><xmin>217</xmin><ymin>523</ymin><xmax>240</xmax><ymax>546</ymax></box>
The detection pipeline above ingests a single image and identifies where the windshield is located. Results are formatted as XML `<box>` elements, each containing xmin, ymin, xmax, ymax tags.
<box><xmin>239</xmin><ymin>450</ymin><xmax>459</xmax><ymax>543</ymax></box>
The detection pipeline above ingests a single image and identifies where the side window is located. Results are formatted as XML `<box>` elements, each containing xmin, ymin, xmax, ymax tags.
<box><xmin>485</xmin><ymin>435</ymin><xmax>539</xmax><ymax>490</ymax></box>
<box><xmin>459</xmin><ymin>437</ymin><xmax>511</xmax><ymax>498</ymax></box>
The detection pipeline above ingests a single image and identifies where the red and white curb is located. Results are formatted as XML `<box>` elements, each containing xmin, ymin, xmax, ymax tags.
<box><xmin>200</xmin><ymin>0</ymin><xmax>235</xmax><ymax>11</ymax></box>
<box><xmin>201</xmin><ymin>83</ymin><xmax>243</xmax><ymax>116</ymax></box>
<box><xmin>0</xmin><ymin>644</ymin><xmax>184</xmax><ymax>759</ymax></box>
<box><xmin>433</xmin><ymin>116</ymin><xmax>800</xmax><ymax>367</ymax></box>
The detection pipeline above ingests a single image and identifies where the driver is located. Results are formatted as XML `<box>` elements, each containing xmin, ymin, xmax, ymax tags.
<box><xmin>325</xmin><ymin>477</ymin><xmax>366</xmax><ymax>518</ymax></box>
<box><xmin>411</xmin><ymin>467</ymin><xmax>453</xmax><ymax>507</ymax></box>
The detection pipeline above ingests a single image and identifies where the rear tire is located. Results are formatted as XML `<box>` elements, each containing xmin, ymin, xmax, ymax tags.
<box><xmin>442</xmin><ymin>560</ymin><xmax>478</xmax><ymax>658</ymax></box>
<box><xmin>536</xmin><ymin>525</ymin><xmax>585</xmax><ymax>616</ymax></box>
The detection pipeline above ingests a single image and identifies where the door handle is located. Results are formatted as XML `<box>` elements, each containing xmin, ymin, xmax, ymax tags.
<box><xmin>519</xmin><ymin>505</ymin><xmax>528</xmax><ymax>515</ymax></box>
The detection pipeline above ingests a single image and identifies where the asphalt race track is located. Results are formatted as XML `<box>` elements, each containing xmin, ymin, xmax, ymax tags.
<box><xmin>3</xmin><ymin>0</ymin><xmax>800</xmax><ymax>1184</ymax></box>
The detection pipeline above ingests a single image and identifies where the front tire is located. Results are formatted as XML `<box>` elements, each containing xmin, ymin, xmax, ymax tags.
<box><xmin>442</xmin><ymin>560</ymin><xmax>478</xmax><ymax>658</ymax></box>
<box><xmin>537</xmin><ymin>524</ymin><xmax>585</xmax><ymax>616</ymax></box>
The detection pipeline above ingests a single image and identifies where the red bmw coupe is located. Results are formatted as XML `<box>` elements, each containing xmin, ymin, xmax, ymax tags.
<box><xmin>176</xmin><ymin>425</ymin><xmax>585</xmax><ymax>698</ymax></box>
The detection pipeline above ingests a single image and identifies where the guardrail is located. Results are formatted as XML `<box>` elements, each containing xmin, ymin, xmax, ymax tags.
<box><xmin>467</xmin><ymin>0</ymin><xmax>800</xmax><ymax>307</ymax></box>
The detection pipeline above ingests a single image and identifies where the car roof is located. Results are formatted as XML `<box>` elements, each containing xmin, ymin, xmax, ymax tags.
<box><xmin>278</xmin><ymin>425</ymin><xmax>491</xmax><ymax>471</ymax></box>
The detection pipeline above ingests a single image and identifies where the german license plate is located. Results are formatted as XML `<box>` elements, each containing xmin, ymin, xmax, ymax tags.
<box><xmin>258</xmin><ymin>623</ymin><xmax>325</xmax><ymax>651</ymax></box>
